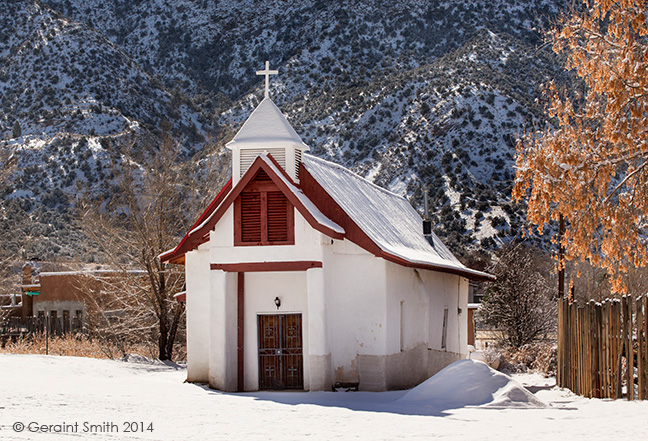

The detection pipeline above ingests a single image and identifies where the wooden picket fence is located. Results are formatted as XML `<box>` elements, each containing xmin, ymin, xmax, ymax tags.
<box><xmin>557</xmin><ymin>295</ymin><xmax>648</xmax><ymax>400</ymax></box>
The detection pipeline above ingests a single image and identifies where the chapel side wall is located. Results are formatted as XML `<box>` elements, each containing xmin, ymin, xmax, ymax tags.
<box><xmin>324</xmin><ymin>239</ymin><xmax>388</xmax><ymax>391</ymax></box>
<box><xmin>382</xmin><ymin>263</ymin><xmax>430</xmax><ymax>390</ymax></box>
<box><xmin>185</xmin><ymin>247</ymin><xmax>211</xmax><ymax>383</ymax></box>
<box><xmin>419</xmin><ymin>270</ymin><xmax>469</xmax><ymax>377</ymax></box>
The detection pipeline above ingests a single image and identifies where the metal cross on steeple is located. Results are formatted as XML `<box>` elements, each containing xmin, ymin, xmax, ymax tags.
<box><xmin>256</xmin><ymin>61</ymin><xmax>278</xmax><ymax>99</ymax></box>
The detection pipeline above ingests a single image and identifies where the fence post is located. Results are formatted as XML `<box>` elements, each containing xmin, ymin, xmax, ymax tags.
<box><xmin>558</xmin><ymin>298</ymin><xmax>562</xmax><ymax>387</ymax></box>
<box><xmin>584</xmin><ymin>302</ymin><xmax>592</xmax><ymax>398</ymax></box>
<box><xmin>644</xmin><ymin>296</ymin><xmax>648</xmax><ymax>399</ymax></box>
<box><xmin>45</xmin><ymin>314</ymin><xmax>49</xmax><ymax>356</ymax></box>
<box><xmin>638</xmin><ymin>296</ymin><xmax>645</xmax><ymax>400</ymax></box>
<box><xmin>623</xmin><ymin>296</ymin><xmax>634</xmax><ymax>400</ymax></box>
<box><xmin>615</xmin><ymin>301</ymin><xmax>623</xmax><ymax>399</ymax></box>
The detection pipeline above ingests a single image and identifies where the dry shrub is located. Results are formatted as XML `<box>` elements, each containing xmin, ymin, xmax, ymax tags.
<box><xmin>1</xmin><ymin>333</ymin><xmax>108</xmax><ymax>358</ymax></box>
<box><xmin>500</xmin><ymin>343</ymin><xmax>557</xmax><ymax>376</ymax></box>
<box><xmin>0</xmin><ymin>333</ymin><xmax>186</xmax><ymax>361</ymax></box>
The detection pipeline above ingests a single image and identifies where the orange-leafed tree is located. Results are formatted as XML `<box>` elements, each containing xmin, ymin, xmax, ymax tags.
<box><xmin>514</xmin><ymin>0</ymin><xmax>648</xmax><ymax>293</ymax></box>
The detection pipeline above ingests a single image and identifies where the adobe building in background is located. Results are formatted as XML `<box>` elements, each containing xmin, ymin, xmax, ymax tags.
<box><xmin>20</xmin><ymin>264</ymin><xmax>88</xmax><ymax>329</ymax></box>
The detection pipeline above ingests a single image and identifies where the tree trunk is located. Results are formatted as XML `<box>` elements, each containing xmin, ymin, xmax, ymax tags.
<box><xmin>159</xmin><ymin>317</ymin><xmax>169</xmax><ymax>360</ymax></box>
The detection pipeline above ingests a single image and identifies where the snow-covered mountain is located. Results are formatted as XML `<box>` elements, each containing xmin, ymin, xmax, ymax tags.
<box><xmin>0</xmin><ymin>0</ymin><xmax>565</xmax><ymax>261</ymax></box>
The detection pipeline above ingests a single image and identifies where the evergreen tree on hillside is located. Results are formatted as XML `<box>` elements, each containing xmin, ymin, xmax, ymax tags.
<box><xmin>12</xmin><ymin>121</ymin><xmax>21</xmax><ymax>139</ymax></box>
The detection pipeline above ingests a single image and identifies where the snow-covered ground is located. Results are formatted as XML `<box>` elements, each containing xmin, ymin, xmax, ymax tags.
<box><xmin>1</xmin><ymin>354</ymin><xmax>646</xmax><ymax>440</ymax></box>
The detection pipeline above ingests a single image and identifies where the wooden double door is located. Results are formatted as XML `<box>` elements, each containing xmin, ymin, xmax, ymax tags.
<box><xmin>258</xmin><ymin>314</ymin><xmax>303</xmax><ymax>390</ymax></box>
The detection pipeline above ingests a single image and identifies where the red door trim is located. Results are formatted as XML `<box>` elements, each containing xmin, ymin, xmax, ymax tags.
<box><xmin>237</xmin><ymin>272</ymin><xmax>244</xmax><ymax>392</ymax></box>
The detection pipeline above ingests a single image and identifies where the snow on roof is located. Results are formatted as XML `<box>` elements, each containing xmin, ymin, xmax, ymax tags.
<box><xmin>226</xmin><ymin>97</ymin><xmax>308</xmax><ymax>150</ymax></box>
<box><xmin>302</xmin><ymin>154</ymin><xmax>488</xmax><ymax>277</ymax></box>
<box><xmin>260</xmin><ymin>155</ymin><xmax>344</xmax><ymax>235</ymax></box>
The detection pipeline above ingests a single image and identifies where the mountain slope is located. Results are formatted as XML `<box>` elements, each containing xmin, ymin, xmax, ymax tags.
<box><xmin>0</xmin><ymin>0</ymin><xmax>566</xmax><ymax>261</ymax></box>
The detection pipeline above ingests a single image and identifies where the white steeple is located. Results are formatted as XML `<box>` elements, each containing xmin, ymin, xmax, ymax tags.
<box><xmin>227</xmin><ymin>63</ymin><xmax>309</xmax><ymax>184</ymax></box>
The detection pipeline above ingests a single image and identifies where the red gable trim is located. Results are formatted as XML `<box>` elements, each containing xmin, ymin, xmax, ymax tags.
<box><xmin>160</xmin><ymin>178</ymin><xmax>233</xmax><ymax>264</ymax></box>
<box><xmin>299</xmin><ymin>163</ymin><xmax>494</xmax><ymax>282</ymax></box>
<box><xmin>211</xmin><ymin>261</ymin><xmax>322</xmax><ymax>272</ymax></box>
<box><xmin>188</xmin><ymin>155</ymin><xmax>343</xmax><ymax>245</ymax></box>
<box><xmin>162</xmin><ymin>156</ymin><xmax>343</xmax><ymax>264</ymax></box>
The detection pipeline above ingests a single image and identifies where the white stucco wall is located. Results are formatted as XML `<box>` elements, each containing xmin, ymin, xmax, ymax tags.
<box><xmin>208</xmin><ymin>269</ymin><xmax>238</xmax><ymax>391</ymax></box>
<box><xmin>323</xmin><ymin>239</ymin><xmax>387</xmax><ymax>385</ymax></box>
<box><xmin>415</xmin><ymin>269</ymin><xmax>468</xmax><ymax>356</ymax></box>
<box><xmin>184</xmin><ymin>246</ymin><xmax>211</xmax><ymax>382</ymax></box>
<box><xmin>385</xmin><ymin>263</ymin><xmax>430</xmax><ymax>355</ymax></box>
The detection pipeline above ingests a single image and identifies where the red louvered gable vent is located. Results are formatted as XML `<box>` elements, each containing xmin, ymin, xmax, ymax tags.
<box><xmin>234</xmin><ymin>171</ymin><xmax>294</xmax><ymax>246</ymax></box>
<box><xmin>254</xmin><ymin>169</ymin><xmax>272</xmax><ymax>182</ymax></box>
<box><xmin>267</xmin><ymin>191</ymin><xmax>288</xmax><ymax>242</ymax></box>
<box><xmin>240</xmin><ymin>192</ymin><xmax>262</xmax><ymax>243</ymax></box>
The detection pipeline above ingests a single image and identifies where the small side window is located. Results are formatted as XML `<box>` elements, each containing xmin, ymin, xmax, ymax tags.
<box><xmin>441</xmin><ymin>308</ymin><xmax>449</xmax><ymax>350</ymax></box>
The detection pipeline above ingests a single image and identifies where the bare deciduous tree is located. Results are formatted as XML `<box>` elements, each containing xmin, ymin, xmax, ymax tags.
<box><xmin>479</xmin><ymin>244</ymin><xmax>557</xmax><ymax>348</ymax></box>
<box><xmin>81</xmin><ymin>130</ymin><xmax>227</xmax><ymax>360</ymax></box>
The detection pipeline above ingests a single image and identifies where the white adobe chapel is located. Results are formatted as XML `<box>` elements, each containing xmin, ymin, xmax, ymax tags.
<box><xmin>161</xmin><ymin>63</ymin><xmax>493</xmax><ymax>392</ymax></box>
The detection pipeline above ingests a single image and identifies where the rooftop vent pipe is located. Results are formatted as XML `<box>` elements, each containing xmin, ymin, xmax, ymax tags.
<box><xmin>423</xmin><ymin>186</ymin><xmax>435</xmax><ymax>249</ymax></box>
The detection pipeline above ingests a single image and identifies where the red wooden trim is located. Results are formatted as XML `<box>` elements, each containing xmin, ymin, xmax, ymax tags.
<box><xmin>237</xmin><ymin>272</ymin><xmax>244</xmax><ymax>392</ymax></box>
<box><xmin>186</xmin><ymin>161</ymin><xmax>267</xmax><ymax>250</ymax></box>
<box><xmin>264</xmin><ymin>162</ymin><xmax>343</xmax><ymax>240</ymax></box>
<box><xmin>266</xmin><ymin>153</ymin><xmax>295</xmax><ymax>184</ymax></box>
<box><xmin>189</xmin><ymin>156</ymin><xmax>342</xmax><ymax>248</ymax></box>
<box><xmin>211</xmin><ymin>261</ymin><xmax>323</xmax><ymax>272</ymax></box>
<box><xmin>242</xmin><ymin>181</ymin><xmax>281</xmax><ymax>192</ymax></box>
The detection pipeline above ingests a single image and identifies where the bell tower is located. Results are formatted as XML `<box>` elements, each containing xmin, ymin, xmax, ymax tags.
<box><xmin>226</xmin><ymin>61</ymin><xmax>309</xmax><ymax>184</ymax></box>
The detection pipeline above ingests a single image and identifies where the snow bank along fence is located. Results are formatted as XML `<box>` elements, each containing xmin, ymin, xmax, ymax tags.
<box><xmin>557</xmin><ymin>296</ymin><xmax>648</xmax><ymax>400</ymax></box>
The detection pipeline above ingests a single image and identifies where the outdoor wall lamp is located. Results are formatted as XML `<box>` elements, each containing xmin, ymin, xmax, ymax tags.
<box><xmin>274</xmin><ymin>297</ymin><xmax>281</xmax><ymax>310</ymax></box>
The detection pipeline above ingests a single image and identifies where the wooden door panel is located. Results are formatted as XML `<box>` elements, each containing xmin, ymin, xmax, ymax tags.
<box><xmin>258</xmin><ymin>314</ymin><xmax>303</xmax><ymax>390</ymax></box>
<box><xmin>284</xmin><ymin>353</ymin><xmax>303</xmax><ymax>389</ymax></box>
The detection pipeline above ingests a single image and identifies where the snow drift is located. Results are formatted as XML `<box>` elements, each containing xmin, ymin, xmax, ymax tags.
<box><xmin>397</xmin><ymin>359</ymin><xmax>547</xmax><ymax>411</ymax></box>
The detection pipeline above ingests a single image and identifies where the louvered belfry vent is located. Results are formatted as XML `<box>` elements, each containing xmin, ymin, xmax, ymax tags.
<box><xmin>235</xmin><ymin>169</ymin><xmax>294</xmax><ymax>246</ymax></box>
